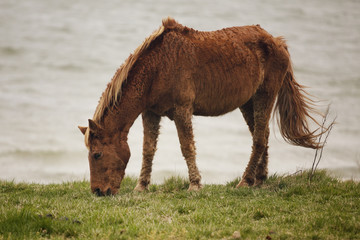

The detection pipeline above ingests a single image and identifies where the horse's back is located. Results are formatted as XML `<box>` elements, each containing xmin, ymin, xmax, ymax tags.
<box><xmin>147</xmin><ymin>23</ymin><xmax>288</xmax><ymax>117</ymax></box>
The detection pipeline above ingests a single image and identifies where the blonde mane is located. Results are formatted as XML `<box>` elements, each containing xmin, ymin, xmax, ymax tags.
<box><xmin>84</xmin><ymin>17</ymin><xmax>179</xmax><ymax>148</ymax></box>
<box><xmin>92</xmin><ymin>17</ymin><xmax>178</xmax><ymax>123</ymax></box>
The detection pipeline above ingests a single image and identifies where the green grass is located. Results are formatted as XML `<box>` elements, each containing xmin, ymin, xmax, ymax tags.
<box><xmin>1</xmin><ymin>170</ymin><xmax>359</xmax><ymax>239</ymax></box>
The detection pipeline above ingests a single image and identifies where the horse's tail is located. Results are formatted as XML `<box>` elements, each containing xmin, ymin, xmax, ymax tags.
<box><xmin>274</xmin><ymin>39</ymin><xmax>323</xmax><ymax>149</ymax></box>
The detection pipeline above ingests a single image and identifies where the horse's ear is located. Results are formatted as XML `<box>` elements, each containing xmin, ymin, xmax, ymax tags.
<box><xmin>78</xmin><ymin>126</ymin><xmax>88</xmax><ymax>135</ymax></box>
<box><xmin>88</xmin><ymin>119</ymin><xmax>102</xmax><ymax>134</ymax></box>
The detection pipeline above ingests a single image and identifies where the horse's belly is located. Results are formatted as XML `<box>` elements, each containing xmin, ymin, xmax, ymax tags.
<box><xmin>191</xmin><ymin>62</ymin><xmax>263</xmax><ymax>116</ymax></box>
<box><xmin>193</xmin><ymin>92</ymin><xmax>251</xmax><ymax>116</ymax></box>
<box><xmin>193</xmin><ymin>104</ymin><xmax>239</xmax><ymax>116</ymax></box>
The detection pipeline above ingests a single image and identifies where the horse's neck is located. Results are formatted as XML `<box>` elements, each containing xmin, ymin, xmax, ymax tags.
<box><xmin>103</xmin><ymin>75</ymin><xmax>146</xmax><ymax>139</ymax></box>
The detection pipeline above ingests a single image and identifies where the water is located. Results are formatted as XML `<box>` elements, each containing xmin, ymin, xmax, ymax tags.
<box><xmin>1</xmin><ymin>0</ymin><xmax>359</xmax><ymax>184</ymax></box>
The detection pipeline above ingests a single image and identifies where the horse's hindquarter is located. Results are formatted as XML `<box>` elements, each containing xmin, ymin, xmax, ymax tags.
<box><xmin>189</xmin><ymin>26</ymin><xmax>268</xmax><ymax>116</ymax></box>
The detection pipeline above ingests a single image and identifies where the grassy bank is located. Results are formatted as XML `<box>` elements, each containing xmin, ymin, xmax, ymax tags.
<box><xmin>1</xmin><ymin>170</ymin><xmax>359</xmax><ymax>239</ymax></box>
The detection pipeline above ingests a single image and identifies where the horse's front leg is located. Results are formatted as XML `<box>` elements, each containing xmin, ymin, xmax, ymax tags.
<box><xmin>134</xmin><ymin>111</ymin><xmax>161</xmax><ymax>192</ymax></box>
<box><xmin>173</xmin><ymin>106</ymin><xmax>202</xmax><ymax>191</ymax></box>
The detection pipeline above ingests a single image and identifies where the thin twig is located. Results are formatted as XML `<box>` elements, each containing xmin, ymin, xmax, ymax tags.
<box><xmin>309</xmin><ymin>105</ymin><xmax>336</xmax><ymax>182</ymax></box>
<box><xmin>310</xmin><ymin>106</ymin><xmax>329</xmax><ymax>178</ymax></box>
<box><xmin>314</xmin><ymin>121</ymin><xmax>335</xmax><ymax>171</ymax></box>
<box><xmin>289</xmin><ymin>170</ymin><xmax>303</xmax><ymax>176</ymax></box>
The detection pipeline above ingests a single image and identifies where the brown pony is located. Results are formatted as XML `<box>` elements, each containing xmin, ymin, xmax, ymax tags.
<box><xmin>79</xmin><ymin>17</ymin><xmax>323</xmax><ymax>196</ymax></box>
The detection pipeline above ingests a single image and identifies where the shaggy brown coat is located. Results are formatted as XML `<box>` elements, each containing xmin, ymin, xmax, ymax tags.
<box><xmin>79</xmin><ymin>17</ymin><xmax>323</xmax><ymax>196</ymax></box>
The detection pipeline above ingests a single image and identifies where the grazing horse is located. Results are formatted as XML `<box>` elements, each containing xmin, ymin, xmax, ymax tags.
<box><xmin>79</xmin><ymin>17</ymin><xmax>324</xmax><ymax>196</ymax></box>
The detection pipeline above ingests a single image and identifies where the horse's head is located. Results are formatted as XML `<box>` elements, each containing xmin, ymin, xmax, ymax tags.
<box><xmin>78</xmin><ymin>119</ymin><xmax>130</xmax><ymax>196</ymax></box>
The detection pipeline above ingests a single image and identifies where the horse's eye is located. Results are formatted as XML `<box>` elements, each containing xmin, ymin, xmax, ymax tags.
<box><xmin>93</xmin><ymin>152</ymin><xmax>103</xmax><ymax>160</ymax></box>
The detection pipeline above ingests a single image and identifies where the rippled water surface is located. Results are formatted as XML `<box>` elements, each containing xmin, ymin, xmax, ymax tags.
<box><xmin>1</xmin><ymin>0</ymin><xmax>359</xmax><ymax>183</ymax></box>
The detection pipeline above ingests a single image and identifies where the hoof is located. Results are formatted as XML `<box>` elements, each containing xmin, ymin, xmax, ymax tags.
<box><xmin>134</xmin><ymin>183</ymin><xmax>148</xmax><ymax>192</ymax></box>
<box><xmin>236</xmin><ymin>180</ymin><xmax>249</xmax><ymax>188</ymax></box>
<box><xmin>254</xmin><ymin>175</ymin><xmax>267</xmax><ymax>187</ymax></box>
<box><xmin>236</xmin><ymin>177</ymin><xmax>254</xmax><ymax>188</ymax></box>
<box><xmin>254</xmin><ymin>179</ymin><xmax>264</xmax><ymax>187</ymax></box>
<box><xmin>188</xmin><ymin>183</ymin><xmax>202</xmax><ymax>191</ymax></box>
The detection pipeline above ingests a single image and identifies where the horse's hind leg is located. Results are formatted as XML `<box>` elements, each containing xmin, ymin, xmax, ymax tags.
<box><xmin>173</xmin><ymin>106</ymin><xmax>202</xmax><ymax>191</ymax></box>
<box><xmin>254</xmin><ymin>128</ymin><xmax>269</xmax><ymax>186</ymax></box>
<box><xmin>237</xmin><ymin>92</ymin><xmax>275</xmax><ymax>187</ymax></box>
<box><xmin>240</xmin><ymin>99</ymin><xmax>270</xmax><ymax>186</ymax></box>
<box><xmin>134</xmin><ymin>111</ymin><xmax>161</xmax><ymax>192</ymax></box>
<box><xmin>240</xmin><ymin>99</ymin><xmax>255</xmax><ymax>134</ymax></box>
